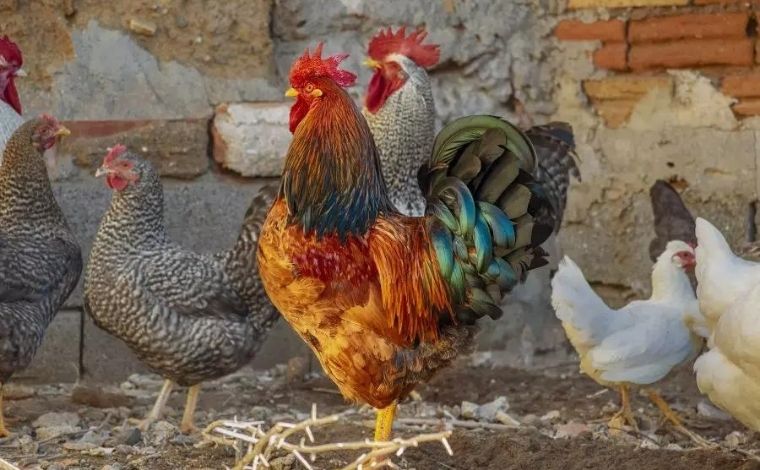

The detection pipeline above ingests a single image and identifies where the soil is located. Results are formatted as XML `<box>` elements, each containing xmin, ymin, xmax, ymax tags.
<box><xmin>2</xmin><ymin>361</ymin><xmax>758</xmax><ymax>470</ymax></box>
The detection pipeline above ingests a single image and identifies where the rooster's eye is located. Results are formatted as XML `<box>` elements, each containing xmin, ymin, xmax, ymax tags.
<box><xmin>304</xmin><ymin>83</ymin><xmax>314</xmax><ymax>93</ymax></box>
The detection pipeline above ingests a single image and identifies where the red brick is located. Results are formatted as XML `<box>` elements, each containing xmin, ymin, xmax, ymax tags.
<box><xmin>629</xmin><ymin>38</ymin><xmax>753</xmax><ymax>71</ymax></box>
<box><xmin>593</xmin><ymin>43</ymin><xmax>628</xmax><ymax>70</ymax></box>
<box><xmin>732</xmin><ymin>98</ymin><xmax>760</xmax><ymax>116</ymax></box>
<box><xmin>555</xmin><ymin>19</ymin><xmax>626</xmax><ymax>42</ymax></box>
<box><xmin>629</xmin><ymin>13</ymin><xmax>748</xmax><ymax>43</ymax></box>
<box><xmin>721</xmin><ymin>73</ymin><xmax>760</xmax><ymax>98</ymax></box>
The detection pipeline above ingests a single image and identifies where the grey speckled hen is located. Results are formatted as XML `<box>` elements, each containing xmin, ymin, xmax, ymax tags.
<box><xmin>363</xmin><ymin>53</ymin><xmax>434</xmax><ymax>217</ymax></box>
<box><xmin>0</xmin><ymin>117</ymin><xmax>82</xmax><ymax>436</ymax></box>
<box><xmin>84</xmin><ymin>146</ymin><xmax>278</xmax><ymax>433</ymax></box>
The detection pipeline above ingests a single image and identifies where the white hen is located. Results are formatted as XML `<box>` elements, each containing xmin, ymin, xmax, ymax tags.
<box><xmin>552</xmin><ymin>241</ymin><xmax>709</xmax><ymax>445</ymax></box>
<box><xmin>693</xmin><ymin>217</ymin><xmax>760</xmax><ymax>431</ymax></box>
<box><xmin>693</xmin><ymin>217</ymin><xmax>760</xmax><ymax>334</ymax></box>
<box><xmin>694</xmin><ymin>284</ymin><xmax>760</xmax><ymax>432</ymax></box>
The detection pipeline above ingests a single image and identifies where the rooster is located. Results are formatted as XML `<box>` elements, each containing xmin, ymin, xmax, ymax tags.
<box><xmin>362</xmin><ymin>27</ymin><xmax>438</xmax><ymax>216</ymax></box>
<box><xmin>0</xmin><ymin>116</ymin><xmax>80</xmax><ymax>436</ymax></box>
<box><xmin>84</xmin><ymin>146</ymin><xmax>278</xmax><ymax>433</ymax></box>
<box><xmin>258</xmin><ymin>44</ymin><xmax>575</xmax><ymax>442</ymax></box>
<box><xmin>0</xmin><ymin>36</ymin><xmax>25</xmax><ymax>161</ymax></box>
<box><xmin>362</xmin><ymin>27</ymin><xmax>580</xmax><ymax>231</ymax></box>
<box><xmin>551</xmin><ymin>242</ymin><xmax>711</xmax><ymax>446</ymax></box>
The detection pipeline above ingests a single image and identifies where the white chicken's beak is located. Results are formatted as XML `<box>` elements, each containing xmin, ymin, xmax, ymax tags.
<box><xmin>95</xmin><ymin>167</ymin><xmax>109</xmax><ymax>178</ymax></box>
<box><xmin>14</xmin><ymin>68</ymin><xmax>26</xmax><ymax>77</ymax></box>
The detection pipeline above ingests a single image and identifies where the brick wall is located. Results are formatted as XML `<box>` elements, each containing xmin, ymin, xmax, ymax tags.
<box><xmin>555</xmin><ymin>2</ymin><xmax>760</xmax><ymax>127</ymax></box>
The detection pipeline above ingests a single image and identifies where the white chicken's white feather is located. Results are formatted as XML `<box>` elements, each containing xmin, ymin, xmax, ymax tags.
<box><xmin>694</xmin><ymin>217</ymin><xmax>760</xmax><ymax>331</ymax></box>
<box><xmin>552</xmin><ymin>242</ymin><xmax>701</xmax><ymax>387</ymax></box>
<box><xmin>694</xmin><ymin>281</ymin><xmax>760</xmax><ymax>431</ymax></box>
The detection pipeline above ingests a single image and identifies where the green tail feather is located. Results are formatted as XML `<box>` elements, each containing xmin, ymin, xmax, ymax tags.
<box><xmin>420</xmin><ymin>115</ymin><xmax>555</xmax><ymax>325</ymax></box>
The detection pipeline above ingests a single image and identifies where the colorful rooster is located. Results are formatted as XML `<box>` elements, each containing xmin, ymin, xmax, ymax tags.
<box><xmin>257</xmin><ymin>44</ymin><xmax>576</xmax><ymax>441</ymax></box>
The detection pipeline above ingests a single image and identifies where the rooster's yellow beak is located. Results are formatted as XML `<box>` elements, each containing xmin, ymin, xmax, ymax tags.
<box><xmin>363</xmin><ymin>57</ymin><xmax>381</xmax><ymax>69</ymax></box>
<box><xmin>285</xmin><ymin>87</ymin><xmax>298</xmax><ymax>98</ymax></box>
<box><xmin>54</xmin><ymin>126</ymin><xmax>71</xmax><ymax>138</ymax></box>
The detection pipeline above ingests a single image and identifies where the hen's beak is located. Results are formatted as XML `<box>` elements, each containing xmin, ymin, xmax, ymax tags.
<box><xmin>54</xmin><ymin>126</ymin><xmax>71</xmax><ymax>138</ymax></box>
<box><xmin>285</xmin><ymin>87</ymin><xmax>298</xmax><ymax>98</ymax></box>
<box><xmin>14</xmin><ymin>68</ymin><xmax>26</xmax><ymax>78</ymax></box>
<box><xmin>363</xmin><ymin>57</ymin><xmax>381</xmax><ymax>69</ymax></box>
<box><xmin>95</xmin><ymin>166</ymin><xmax>109</xmax><ymax>178</ymax></box>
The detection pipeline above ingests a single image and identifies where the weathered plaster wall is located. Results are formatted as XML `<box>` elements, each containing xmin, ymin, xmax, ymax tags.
<box><xmin>5</xmin><ymin>0</ymin><xmax>756</xmax><ymax>383</ymax></box>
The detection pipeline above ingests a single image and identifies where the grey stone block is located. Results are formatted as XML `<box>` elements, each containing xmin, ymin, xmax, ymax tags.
<box><xmin>212</xmin><ymin>102</ymin><xmax>291</xmax><ymax>177</ymax></box>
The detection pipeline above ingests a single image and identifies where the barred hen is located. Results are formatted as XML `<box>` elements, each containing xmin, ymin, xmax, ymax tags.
<box><xmin>362</xmin><ymin>27</ymin><xmax>579</xmax><ymax>231</ymax></box>
<box><xmin>0</xmin><ymin>36</ymin><xmax>25</xmax><ymax>161</ymax></box>
<box><xmin>0</xmin><ymin>116</ymin><xmax>80</xmax><ymax>436</ymax></box>
<box><xmin>258</xmin><ymin>45</ymin><xmax>573</xmax><ymax>442</ymax></box>
<box><xmin>84</xmin><ymin>146</ymin><xmax>278</xmax><ymax>433</ymax></box>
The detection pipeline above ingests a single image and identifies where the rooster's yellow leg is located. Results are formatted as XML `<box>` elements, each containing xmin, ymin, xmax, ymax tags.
<box><xmin>180</xmin><ymin>384</ymin><xmax>201</xmax><ymax>434</ymax></box>
<box><xmin>609</xmin><ymin>384</ymin><xmax>638</xmax><ymax>431</ymax></box>
<box><xmin>374</xmin><ymin>401</ymin><xmax>398</xmax><ymax>442</ymax></box>
<box><xmin>0</xmin><ymin>383</ymin><xmax>9</xmax><ymax>437</ymax></box>
<box><xmin>137</xmin><ymin>379</ymin><xmax>174</xmax><ymax>431</ymax></box>
<box><xmin>647</xmin><ymin>390</ymin><xmax>715</xmax><ymax>448</ymax></box>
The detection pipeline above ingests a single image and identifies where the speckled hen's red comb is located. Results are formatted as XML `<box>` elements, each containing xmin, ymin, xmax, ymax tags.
<box><xmin>289</xmin><ymin>43</ymin><xmax>356</xmax><ymax>88</ymax></box>
<box><xmin>0</xmin><ymin>36</ymin><xmax>22</xmax><ymax>67</ymax></box>
<box><xmin>104</xmin><ymin>144</ymin><xmax>127</xmax><ymax>164</ymax></box>
<box><xmin>368</xmin><ymin>26</ymin><xmax>439</xmax><ymax>68</ymax></box>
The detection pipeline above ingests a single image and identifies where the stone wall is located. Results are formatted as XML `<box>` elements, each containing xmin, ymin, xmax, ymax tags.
<box><xmin>5</xmin><ymin>0</ymin><xmax>756</xmax><ymax>383</ymax></box>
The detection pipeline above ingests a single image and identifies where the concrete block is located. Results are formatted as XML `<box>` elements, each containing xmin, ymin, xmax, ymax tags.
<box><xmin>212</xmin><ymin>102</ymin><xmax>291</xmax><ymax>177</ymax></box>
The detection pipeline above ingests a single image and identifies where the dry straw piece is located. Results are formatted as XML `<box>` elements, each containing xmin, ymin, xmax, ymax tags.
<box><xmin>201</xmin><ymin>404</ymin><xmax>454</xmax><ymax>470</ymax></box>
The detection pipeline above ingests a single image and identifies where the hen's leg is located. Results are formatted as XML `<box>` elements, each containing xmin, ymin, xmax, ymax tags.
<box><xmin>137</xmin><ymin>379</ymin><xmax>174</xmax><ymax>431</ymax></box>
<box><xmin>609</xmin><ymin>384</ymin><xmax>638</xmax><ymax>431</ymax></box>
<box><xmin>647</xmin><ymin>389</ymin><xmax>715</xmax><ymax>448</ymax></box>
<box><xmin>179</xmin><ymin>384</ymin><xmax>200</xmax><ymax>434</ymax></box>
<box><xmin>0</xmin><ymin>383</ymin><xmax>8</xmax><ymax>437</ymax></box>
<box><xmin>374</xmin><ymin>401</ymin><xmax>397</xmax><ymax>441</ymax></box>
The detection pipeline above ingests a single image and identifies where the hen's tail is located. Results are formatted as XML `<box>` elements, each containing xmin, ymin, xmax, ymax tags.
<box><xmin>222</xmin><ymin>184</ymin><xmax>279</xmax><ymax>332</ymax></box>
<box><xmin>525</xmin><ymin>122</ymin><xmax>580</xmax><ymax>233</ymax></box>
<box><xmin>551</xmin><ymin>256</ymin><xmax>613</xmax><ymax>351</ymax></box>
<box><xmin>649</xmin><ymin>180</ymin><xmax>696</xmax><ymax>262</ymax></box>
<box><xmin>418</xmin><ymin>115</ymin><xmax>555</xmax><ymax>324</ymax></box>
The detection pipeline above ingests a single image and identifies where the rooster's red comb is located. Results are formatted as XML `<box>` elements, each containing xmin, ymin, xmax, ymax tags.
<box><xmin>0</xmin><ymin>36</ymin><xmax>22</xmax><ymax>68</ymax></box>
<box><xmin>368</xmin><ymin>26</ymin><xmax>439</xmax><ymax>68</ymax></box>
<box><xmin>104</xmin><ymin>144</ymin><xmax>127</xmax><ymax>164</ymax></box>
<box><xmin>289</xmin><ymin>43</ymin><xmax>356</xmax><ymax>89</ymax></box>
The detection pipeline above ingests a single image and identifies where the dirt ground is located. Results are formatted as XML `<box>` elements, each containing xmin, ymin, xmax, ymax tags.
<box><xmin>1</xmin><ymin>361</ymin><xmax>759</xmax><ymax>470</ymax></box>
